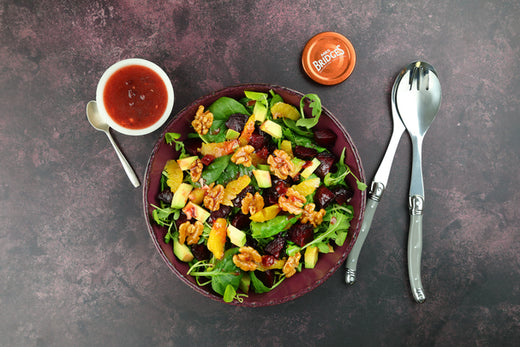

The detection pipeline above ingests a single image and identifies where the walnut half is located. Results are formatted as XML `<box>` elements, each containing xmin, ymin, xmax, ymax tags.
<box><xmin>192</xmin><ymin>105</ymin><xmax>213</xmax><ymax>135</ymax></box>
<box><xmin>233</xmin><ymin>246</ymin><xmax>262</xmax><ymax>272</ymax></box>
<box><xmin>178</xmin><ymin>220</ymin><xmax>204</xmax><ymax>245</ymax></box>
<box><xmin>283</xmin><ymin>251</ymin><xmax>301</xmax><ymax>278</ymax></box>
<box><xmin>241</xmin><ymin>192</ymin><xmax>265</xmax><ymax>215</ymax></box>
<box><xmin>278</xmin><ymin>187</ymin><xmax>306</xmax><ymax>215</ymax></box>
<box><xmin>300</xmin><ymin>203</ymin><xmax>326</xmax><ymax>227</ymax></box>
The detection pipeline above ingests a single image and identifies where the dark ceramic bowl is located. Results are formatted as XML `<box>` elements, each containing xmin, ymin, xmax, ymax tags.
<box><xmin>143</xmin><ymin>84</ymin><xmax>366</xmax><ymax>306</ymax></box>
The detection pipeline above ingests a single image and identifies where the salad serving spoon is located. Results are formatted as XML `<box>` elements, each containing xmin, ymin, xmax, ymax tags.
<box><xmin>345</xmin><ymin>65</ymin><xmax>406</xmax><ymax>285</ymax></box>
<box><xmin>396</xmin><ymin>61</ymin><xmax>441</xmax><ymax>303</ymax></box>
<box><xmin>86</xmin><ymin>100</ymin><xmax>141</xmax><ymax>188</ymax></box>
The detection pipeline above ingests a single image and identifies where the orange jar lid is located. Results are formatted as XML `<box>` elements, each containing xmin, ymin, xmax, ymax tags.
<box><xmin>302</xmin><ymin>32</ymin><xmax>356</xmax><ymax>85</ymax></box>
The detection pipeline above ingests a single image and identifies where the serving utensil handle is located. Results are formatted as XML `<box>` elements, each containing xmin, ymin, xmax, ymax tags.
<box><xmin>106</xmin><ymin>131</ymin><xmax>141</xmax><ymax>188</ymax></box>
<box><xmin>345</xmin><ymin>182</ymin><xmax>383</xmax><ymax>285</ymax></box>
<box><xmin>408</xmin><ymin>195</ymin><xmax>425</xmax><ymax>303</ymax></box>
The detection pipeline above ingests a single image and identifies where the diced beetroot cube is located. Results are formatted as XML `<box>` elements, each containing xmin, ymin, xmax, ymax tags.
<box><xmin>315</xmin><ymin>152</ymin><xmax>337</xmax><ymax>178</ymax></box>
<box><xmin>332</xmin><ymin>185</ymin><xmax>353</xmax><ymax>205</ymax></box>
<box><xmin>314</xmin><ymin>129</ymin><xmax>337</xmax><ymax>148</ymax></box>
<box><xmin>314</xmin><ymin>185</ymin><xmax>335</xmax><ymax>209</ymax></box>
<box><xmin>184</xmin><ymin>138</ymin><xmax>202</xmax><ymax>156</ymax></box>
<box><xmin>288</xmin><ymin>223</ymin><xmax>314</xmax><ymax>247</ymax></box>
<box><xmin>231</xmin><ymin>212</ymin><xmax>250</xmax><ymax>230</ymax></box>
<box><xmin>264</xmin><ymin>236</ymin><xmax>286</xmax><ymax>259</ymax></box>
<box><xmin>175</xmin><ymin>212</ymin><xmax>189</xmax><ymax>229</ymax></box>
<box><xmin>207</xmin><ymin>205</ymin><xmax>232</xmax><ymax>224</ymax></box>
<box><xmin>245</xmin><ymin>235</ymin><xmax>259</xmax><ymax>250</ymax></box>
<box><xmin>157</xmin><ymin>190</ymin><xmax>173</xmax><ymax>204</ymax></box>
<box><xmin>191</xmin><ymin>243</ymin><xmax>211</xmax><ymax>260</ymax></box>
<box><xmin>263</xmin><ymin>179</ymin><xmax>289</xmax><ymax>205</ymax></box>
<box><xmin>255</xmin><ymin>270</ymin><xmax>275</xmax><ymax>288</ymax></box>
<box><xmin>293</xmin><ymin>145</ymin><xmax>318</xmax><ymax>160</ymax></box>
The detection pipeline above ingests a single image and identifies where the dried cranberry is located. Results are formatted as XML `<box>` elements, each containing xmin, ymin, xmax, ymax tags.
<box><xmin>254</xmin><ymin>270</ymin><xmax>275</xmax><ymax>288</ymax></box>
<box><xmin>191</xmin><ymin>243</ymin><xmax>211</xmax><ymax>260</ymax></box>
<box><xmin>261</xmin><ymin>255</ymin><xmax>277</xmax><ymax>268</ymax></box>
<box><xmin>231</xmin><ymin>212</ymin><xmax>250</xmax><ymax>230</ymax></box>
<box><xmin>157</xmin><ymin>190</ymin><xmax>173</xmax><ymax>204</ymax></box>
<box><xmin>255</xmin><ymin>147</ymin><xmax>269</xmax><ymax>159</ymax></box>
<box><xmin>264</xmin><ymin>236</ymin><xmax>286</xmax><ymax>259</ymax></box>
<box><xmin>288</xmin><ymin>222</ymin><xmax>314</xmax><ymax>247</ymax></box>
<box><xmin>184</xmin><ymin>138</ymin><xmax>202</xmax><ymax>156</ymax></box>
<box><xmin>293</xmin><ymin>145</ymin><xmax>318</xmax><ymax>160</ymax></box>
<box><xmin>249</xmin><ymin>132</ymin><xmax>267</xmax><ymax>149</ymax></box>
<box><xmin>315</xmin><ymin>152</ymin><xmax>337</xmax><ymax>178</ymax></box>
<box><xmin>314</xmin><ymin>185</ymin><xmax>335</xmax><ymax>209</ymax></box>
<box><xmin>201</xmin><ymin>155</ymin><xmax>215</xmax><ymax>166</ymax></box>
<box><xmin>207</xmin><ymin>205</ymin><xmax>232</xmax><ymax>224</ymax></box>
<box><xmin>225</xmin><ymin>113</ymin><xmax>249</xmax><ymax>132</ymax></box>
<box><xmin>314</xmin><ymin>129</ymin><xmax>337</xmax><ymax>148</ymax></box>
<box><xmin>332</xmin><ymin>185</ymin><xmax>353</xmax><ymax>205</ymax></box>
<box><xmin>232</xmin><ymin>185</ymin><xmax>255</xmax><ymax>207</ymax></box>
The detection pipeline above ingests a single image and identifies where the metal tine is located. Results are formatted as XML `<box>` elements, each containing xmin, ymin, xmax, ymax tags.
<box><xmin>423</xmin><ymin>67</ymin><xmax>430</xmax><ymax>90</ymax></box>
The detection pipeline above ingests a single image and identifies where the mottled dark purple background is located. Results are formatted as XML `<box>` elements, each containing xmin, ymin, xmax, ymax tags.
<box><xmin>1</xmin><ymin>0</ymin><xmax>519</xmax><ymax>346</ymax></box>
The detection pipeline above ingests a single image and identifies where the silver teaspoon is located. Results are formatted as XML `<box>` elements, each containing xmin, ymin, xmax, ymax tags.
<box><xmin>396</xmin><ymin>61</ymin><xmax>441</xmax><ymax>303</ymax></box>
<box><xmin>86</xmin><ymin>101</ymin><xmax>140</xmax><ymax>188</ymax></box>
<box><xmin>345</xmin><ymin>66</ymin><xmax>406</xmax><ymax>285</ymax></box>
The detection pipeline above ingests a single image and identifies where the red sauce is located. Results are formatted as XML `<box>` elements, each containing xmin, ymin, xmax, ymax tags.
<box><xmin>103</xmin><ymin>65</ymin><xmax>168</xmax><ymax>129</ymax></box>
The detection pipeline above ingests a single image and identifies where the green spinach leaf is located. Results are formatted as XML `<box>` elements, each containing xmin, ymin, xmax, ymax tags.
<box><xmin>251</xmin><ymin>215</ymin><xmax>299</xmax><ymax>239</ymax></box>
<box><xmin>202</xmin><ymin>155</ymin><xmax>231</xmax><ymax>184</ymax></box>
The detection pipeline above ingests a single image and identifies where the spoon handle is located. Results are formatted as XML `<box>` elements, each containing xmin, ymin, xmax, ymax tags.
<box><xmin>407</xmin><ymin>137</ymin><xmax>425</xmax><ymax>303</ymax></box>
<box><xmin>345</xmin><ymin>194</ymin><xmax>379</xmax><ymax>284</ymax></box>
<box><xmin>408</xmin><ymin>198</ymin><xmax>425</xmax><ymax>303</ymax></box>
<box><xmin>105</xmin><ymin>131</ymin><xmax>141</xmax><ymax>188</ymax></box>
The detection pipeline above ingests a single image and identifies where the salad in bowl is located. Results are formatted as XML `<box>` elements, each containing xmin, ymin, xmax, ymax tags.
<box><xmin>143</xmin><ymin>84</ymin><xmax>365</xmax><ymax>306</ymax></box>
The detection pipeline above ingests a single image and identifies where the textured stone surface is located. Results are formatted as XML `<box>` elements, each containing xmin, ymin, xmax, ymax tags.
<box><xmin>1</xmin><ymin>0</ymin><xmax>519</xmax><ymax>346</ymax></box>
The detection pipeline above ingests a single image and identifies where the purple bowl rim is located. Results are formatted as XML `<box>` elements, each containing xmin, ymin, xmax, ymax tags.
<box><xmin>142</xmin><ymin>83</ymin><xmax>366</xmax><ymax>307</ymax></box>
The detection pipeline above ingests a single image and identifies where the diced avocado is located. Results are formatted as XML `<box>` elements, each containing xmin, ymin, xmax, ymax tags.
<box><xmin>301</xmin><ymin>158</ymin><xmax>321</xmax><ymax>179</ymax></box>
<box><xmin>304</xmin><ymin>246</ymin><xmax>319</xmax><ymax>269</ymax></box>
<box><xmin>177</xmin><ymin>156</ymin><xmax>198</xmax><ymax>171</ymax></box>
<box><xmin>227</xmin><ymin>225</ymin><xmax>247</xmax><ymax>247</ymax></box>
<box><xmin>290</xmin><ymin>157</ymin><xmax>306</xmax><ymax>177</ymax></box>
<box><xmin>252</xmin><ymin>169</ymin><xmax>272</xmax><ymax>188</ymax></box>
<box><xmin>280</xmin><ymin>140</ymin><xmax>293</xmax><ymax>156</ymax></box>
<box><xmin>239</xmin><ymin>272</ymin><xmax>251</xmax><ymax>293</ymax></box>
<box><xmin>173</xmin><ymin>238</ymin><xmax>194</xmax><ymax>262</ymax></box>
<box><xmin>182</xmin><ymin>201</ymin><xmax>210</xmax><ymax>223</ymax></box>
<box><xmin>225</xmin><ymin>129</ymin><xmax>240</xmax><ymax>140</ymax></box>
<box><xmin>253</xmin><ymin>101</ymin><xmax>267</xmax><ymax>122</ymax></box>
<box><xmin>171</xmin><ymin>183</ymin><xmax>193</xmax><ymax>208</ymax></box>
<box><xmin>257</xmin><ymin>164</ymin><xmax>271</xmax><ymax>171</ymax></box>
<box><xmin>260</xmin><ymin>120</ymin><xmax>282</xmax><ymax>139</ymax></box>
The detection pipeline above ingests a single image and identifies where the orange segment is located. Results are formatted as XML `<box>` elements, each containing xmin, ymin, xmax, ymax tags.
<box><xmin>207</xmin><ymin>218</ymin><xmax>227</xmax><ymax>259</ymax></box>
<box><xmin>222</xmin><ymin>175</ymin><xmax>251</xmax><ymax>206</ymax></box>
<box><xmin>200</xmin><ymin>140</ymin><xmax>239</xmax><ymax>158</ymax></box>
<box><xmin>163</xmin><ymin>159</ymin><xmax>183</xmax><ymax>192</ymax></box>
<box><xmin>292</xmin><ymin>177</ymin><xmax>321</xmax><ymax>197</ymax></box>
<box><xmin>238</xmin><ymin>115</ymin><xmax>256</xmax><ymax>147</ymax></box>
<box><xmin>250</xmin><ymin>205</ymin><xmax>282</xmax><ymax>222</ymax></box>
<box><xmin>271</xmin><ymin>102</ymin><xmax>301</xmax><ymax>120</ymax></box>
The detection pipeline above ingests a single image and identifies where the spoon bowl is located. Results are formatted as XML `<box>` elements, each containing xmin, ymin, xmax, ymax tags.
<box><xmin>86</xmin><ymin>100</ymin><xmax>140</xmax><ymax>188</ymax></box>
